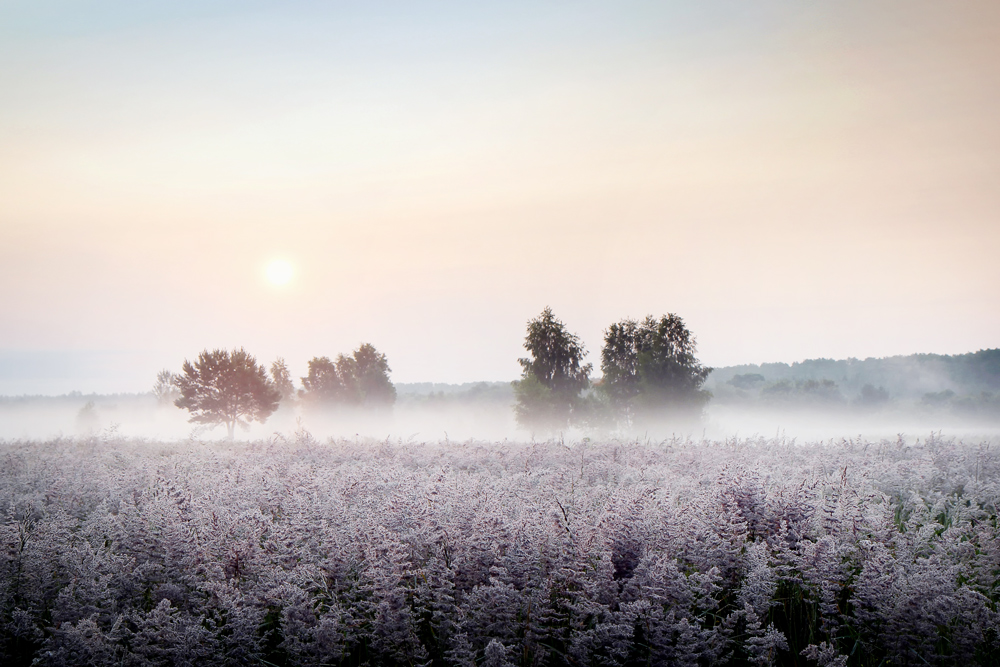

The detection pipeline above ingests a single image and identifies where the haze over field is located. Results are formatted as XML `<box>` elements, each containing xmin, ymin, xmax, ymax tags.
<box><xmin>1</xmin><ymin>0</ymin><xmax>999</xmax><ymax>395</ymax></box>
<box><xmin>5</xmin><ymin>8</ymin><xmax>1000</xmax><ymax>665</ymax></box>
<box><xmin>2</xmin><ymin>349</ymin><xmax>998</xmax><ymax>443</ymax></box>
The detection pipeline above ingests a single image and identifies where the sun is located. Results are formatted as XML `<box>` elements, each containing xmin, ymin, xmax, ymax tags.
<box><xmin>265</xmin><ymin>259</ymin><xmax>294</xmax><ymax>286</ymax></box>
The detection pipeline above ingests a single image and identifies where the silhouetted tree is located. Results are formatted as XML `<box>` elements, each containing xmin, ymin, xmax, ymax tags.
<box><xmin>301</xmin><ymin>355</ymin><xmax>350</xmax><ymax>404</ymax></box>
<box><xmin>353</xmin><ymin>343</ymin><xmax>396</xmax><ymax>407</ymax></box>
<box><xmin>270</xmin><ymin>358</ymin><xmax>296</xmax><ymax>405</ymax></box>
<box><xmin>300</xmin><ymin>344</ymin><xmax>395</xmax><ymax>408</ymax></box>
<box><xmin>600</xmin><ymin>314</ymin><xmax>710</xmax><ymax>426</ymax></box>
<box><xmin>513</xmin><ymin>307</ymin><xmax>591</xmax><ymax>430</ymax></box>
<box><xmin>173</xmin><ymin>348</ymin><xmax>281</xmax><ymax>439</ymax></box>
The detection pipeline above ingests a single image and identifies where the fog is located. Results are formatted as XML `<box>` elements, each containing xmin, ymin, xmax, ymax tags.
<box><xmin>4</xmin><ymin>3</ymin><xmax>999</xmax><ymax>661</ymax></box>
<box><xmin>4</xmin><ymin>357</ymin><xmax>1000</xmax><ymax>663</ymax></box>
<box><xmin>3</xmin><ymin>385</ymin><xmax>997</xmax><ymax>446</ymax></box>
<box><xmin>1</xmin><ymin>347</ymin><xmax>997</xmax><ymax>443</ymax></box>
<box><xmin>0</xmin><ymin>388</ymin><xmax>521</xmax><ymax>443</ymax></box>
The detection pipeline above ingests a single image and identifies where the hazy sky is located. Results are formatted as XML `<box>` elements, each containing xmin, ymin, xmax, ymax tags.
<box><xmin>1</xmin><ymin>0</ymin><xmax>998</xmax><ymax>393</ymax></box>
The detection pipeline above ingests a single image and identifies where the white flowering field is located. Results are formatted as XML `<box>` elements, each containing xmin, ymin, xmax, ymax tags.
<box><xmin>1</xmin><ymin>433</ymin><xmax>998</xmax><ymax>666</ymax></box>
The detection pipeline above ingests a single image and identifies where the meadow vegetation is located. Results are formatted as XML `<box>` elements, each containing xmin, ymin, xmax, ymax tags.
<box><xmin>1</xmin><ymin>432</ymin><xmax>998</xmax><ymax>666</ymax></box>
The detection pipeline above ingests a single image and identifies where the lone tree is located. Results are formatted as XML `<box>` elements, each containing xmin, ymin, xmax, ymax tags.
<box><xmin>300</xmin><ymin>343</ymin><xmax>396</xmax><ymax>408</ymax></box>
<box><xmin>173</xmin><ymin>348</ymin><xmax>281</xmax><ymax>439</ymax></box>
<box><xmin>600</xmin><ymin>314</ymin><xmax>710</xmax><ymax>427</ymax></box>
<box><xmin>513</xmin><ymin>307</ymin><xmax>592</xmax><ymax>430</ymax></box>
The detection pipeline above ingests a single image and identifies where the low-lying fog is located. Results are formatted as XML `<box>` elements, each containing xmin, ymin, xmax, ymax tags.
<box><xmin>2</xmin><ymin>387</ymin><xmax>998</xmax><ymax>444</ymax></box>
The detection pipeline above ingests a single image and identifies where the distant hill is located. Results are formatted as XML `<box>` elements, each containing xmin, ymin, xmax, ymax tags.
<box><xmin>704</xmin><ymin>349</ymin><xmax>1000</xmax><ymax>415</ymax></box>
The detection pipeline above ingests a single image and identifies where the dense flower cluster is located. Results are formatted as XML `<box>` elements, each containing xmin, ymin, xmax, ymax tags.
<box><xmin>1</xmin><ymin>432</ymin><xmax>998</xmax><ymax>666</ymax></box>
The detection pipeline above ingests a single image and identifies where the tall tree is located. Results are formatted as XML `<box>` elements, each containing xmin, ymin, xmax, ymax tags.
<box><xmin>301</xmin><ymin>355</ymin><xmax>353</xmax><ymax>404</ymax></box>
<box><xmin>300</xmin><ymin>343</ymin><xmax>395</xmax><ymax>408</ymax></box>
<box><xmin>353</xmin><ymin>343</ymin><xmax>396</xmax><ymax>407</ymax></box>
<box><xmin>600</xmin><ymin>314</ymin><xmax>710</xmax><ymax>426</ymax></box>
<box><xmin>513</xmin><ymin>307</ymin><xmax>591</xmax><ymax>430</ymax></box>
<box><xmin>173</xmin><ymin>348</ymin><xmax>281</xmax><ymax>439</ymax></box>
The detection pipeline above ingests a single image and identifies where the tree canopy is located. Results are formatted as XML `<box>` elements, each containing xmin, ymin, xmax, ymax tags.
<box><xmin>270</xmin><ymin>358</ymin><xmax>296</xmax><ymax>405</ymax></box>
<box><xmin>300</xmin><ymin>343</ymin><xmax>396</xmax><ymax>408</ymax></box>
<box><xmin>600</xmin><ymin>314</ymin><xmax>710</xmax><ymax>426</ymax></box>
<box><xmin>173</xmin><ymin>348</ymin><xmax>281</xmax><ymax>439</ymax></box>
<box><xmin>513</xmin><ymin>307</ymin><xmax>591</xmax><ymax>430</ymax></box>
<box><xmin>353</xmin><ymin>343</ymin><xmax>396</xmax><ymax>406</ymax></box>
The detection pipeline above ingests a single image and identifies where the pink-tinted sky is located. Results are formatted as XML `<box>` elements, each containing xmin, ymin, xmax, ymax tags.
<box><xmin>1</xmin><ymin>0</ymin><xmax>998</xmax><ymax>393</ymax></box>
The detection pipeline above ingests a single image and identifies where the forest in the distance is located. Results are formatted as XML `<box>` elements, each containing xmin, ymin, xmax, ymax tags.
<box><xmin>398</xmin><ymin>348</ymin><xmax>1000</xmax><ymax>413</ymax></box>
<box><xmin>705</xmin><ymin>349</ymin><xmax>1000</xmax><ymax>417</ymax></box>
<box><xmin>2</xmin><ymin>348</ymin><xmax>998</xmax><ymax>441</ymax></box>
<box><xmin>1</xmin><ymin>304</ymin><xmax>997</xmax><ymax>441</ymax></box>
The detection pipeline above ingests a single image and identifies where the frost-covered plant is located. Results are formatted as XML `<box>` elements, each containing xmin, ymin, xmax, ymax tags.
<box><xmin>1</xmin><ymin>433</ymin><xmax>998</xmax><ymax>666</ymax></box>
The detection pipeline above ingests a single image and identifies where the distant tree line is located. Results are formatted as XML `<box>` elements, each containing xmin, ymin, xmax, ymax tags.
<box><xmin>714</xmin><ymin>350</ymin><xmax>1000</xmax><ymax>417</ymax></box>
<box><xmin>709</xmin><ymin>349</ymin><xmax>1000</xmax><ymax>402</ymax></box>
<box><xmin>156</xmin><ymin>319</ymin><xmax>999</xmax><ymax>438</ymax></box>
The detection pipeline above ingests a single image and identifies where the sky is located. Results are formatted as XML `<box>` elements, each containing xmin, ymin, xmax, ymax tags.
<box><xmin>1</xmin><ymin>0</ymin><xmax>998</xmax><ymax>394</ymax></box>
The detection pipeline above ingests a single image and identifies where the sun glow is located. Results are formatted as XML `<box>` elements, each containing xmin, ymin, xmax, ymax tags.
<box><xmin>265</xmin><ymin>259</ymin><xmax>294</xmax><ymax>286</ymax></box>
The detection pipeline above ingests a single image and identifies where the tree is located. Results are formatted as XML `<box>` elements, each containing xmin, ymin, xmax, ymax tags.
<box><xmin>300</xmin><ymin>343</ymin><xmax>396</xmax><ymax>408</ymax></box>
<box><xmin>270</xmin><ymin>358</ymin><xmax>296</xmax><ymax>405</ymax></box>
<box><xmin>301</xmin><ymin>355</ymin><xmax>351</xmax><ymax>404</ymax></box>
<box><xmin>173</xmin><ymin>348</ymin><xmax>281</xmax><ymax>439</ymax></box>
<box><xmin>600</xmin><ymin>314</ymin><xmax>710</xmax><ymax>426</ymax></box>
<box><xmin>513</xmin><ymin>307</ymin><xmax>591</xmax><ymax>430</ymax></box>
<box><xmin>75</xmin><ymin>400</ymin><xmax>99</xmax><ymax>435</ymax></box>
<box><xmin>727</xmin><ymin>373</ymin><xmax>765</xmax><ymax>390</ymax></box>
<box><xmin>152</xmin><ymin>369</ymin><xmax>180</xmax><ymax>405</ymax></box>
<box><xmin>353</xmin><ymin>343</ymin><xmax>396</xmax><ymax>407</ymax></box>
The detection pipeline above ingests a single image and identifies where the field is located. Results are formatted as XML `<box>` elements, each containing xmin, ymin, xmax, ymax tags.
<box><xmin>1</xmin><ymin>433</ymin><xmax>998</xmax><ymax>666</ymax></box>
